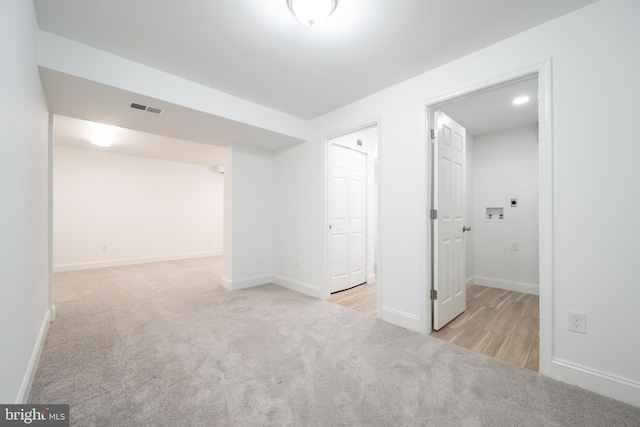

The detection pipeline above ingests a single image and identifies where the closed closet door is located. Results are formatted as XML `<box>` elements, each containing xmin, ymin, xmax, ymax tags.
<box><xmin>330</xmin><ymin>144</ymin><xmax>367</xmax><ymax>293</ymax></box>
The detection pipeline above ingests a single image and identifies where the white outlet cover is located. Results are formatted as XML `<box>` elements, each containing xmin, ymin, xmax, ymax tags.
<box><xmin>568</xmin><ymin>312</ymin><xmax>587</xmax><ymax>334</ymax></box>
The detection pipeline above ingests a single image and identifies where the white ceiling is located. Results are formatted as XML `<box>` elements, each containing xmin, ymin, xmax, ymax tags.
<box><xmin>34</xmin><ymin>0</ymin><xmax>596</xmax><ymax>119</ymax></box>
<box><xmin>33</xmin><ymin>0</ymin><xmax>594</xmax><ymax>161</ymax></box>
<box><xmin>438</xmin><ymin>76</ymin><xmax>538</xmax><ymax>137</ymax></box>
<box><xmin>53</xmin><ymin>115</ymin><xmax>226</xmax><ymax>166</ymax></box>
<box><xmin>41</xmin><ymin>68</ymin><xmax>302</xmax><ymax>152</ymax></box>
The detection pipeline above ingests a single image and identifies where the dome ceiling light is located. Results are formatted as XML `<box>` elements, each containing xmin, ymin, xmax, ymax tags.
<box><xmin>287</xmin><ymin>0</ymin><xmax>338</xmax><ymax>27</ymax></box>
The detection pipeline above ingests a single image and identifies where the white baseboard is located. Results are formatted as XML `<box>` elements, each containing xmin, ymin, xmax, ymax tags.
<box><xmin>16</xmin><ymin>308</ymin><xmax>50</xmax><ymax>404</ymax></box>
<box><xmin>550</xmin><ymin>358</ymin><xmax>640</xmax><ymax>407</ymax></box>
<box><xmin>366</xmin><ymin>273</ymin><xmax>377</xmax><ymax>285</ymax></box>
<box><xmin>472</xmin><ymin>275</ymin><xmax>539</xmax><ymax>295</ymax></box>
<box><xmin>272</xmin><ymin>275</ymin><xmax>321</xmax><ymax>299</ymax></box>
<box><xmin>380</xmin><ymin>306</ymin><xmax>421</xmax><ymax>333</ymax></box>
<box><xmin>221</xmin><ymin>274</ymin><xmax>272</xmax><ymax>291</ymax></box>
<box><xmin>465</xmin><ymin>276</ymin><xmax>475</xmax><ymax>288</ymax></box>
<box><xmin>221</xmin><ymin>276</ymin><xmax>232</xmax><ymax>289</ymax></box>
<box><xmin>53</xmin><ymin>251</ymin><xmax>223</xmax><ymax>272</ymax></box>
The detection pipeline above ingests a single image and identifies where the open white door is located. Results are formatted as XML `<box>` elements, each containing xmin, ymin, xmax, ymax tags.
<box><xmin>330</xmin><ymin>144</ymin><xmax>367</xmax><ymax>293</ymax></box>
<box><xmin>432</xmin><ymin>110</ymin><xmax>467</xmax><ymax>330</ymax></box>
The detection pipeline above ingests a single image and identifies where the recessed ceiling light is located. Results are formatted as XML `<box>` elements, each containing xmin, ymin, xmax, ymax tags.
<box><xmin>91</xmin><ymin>123</ymin><xmax>118</xmax><ymax>147</ymax></box>
<box><xmin>513</xmin><ymin>96</ymin><xmax>530</xmax><ymax>105</ymax></box>
<box><xmin>287</xmin><ymin>0</ymin><xmax>338</xmax><ymax>27</ymax></box>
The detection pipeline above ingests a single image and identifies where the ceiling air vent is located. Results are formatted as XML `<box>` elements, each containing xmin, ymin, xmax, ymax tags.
<box><xmin>145</xmin><ymin>106</ymin><xmax>163</xmax><ymax>115</ymax></box>
<box><xmin>128</xmin><ymin>102</ymin><xmax>163</xmax><ymax>115</ymax></box>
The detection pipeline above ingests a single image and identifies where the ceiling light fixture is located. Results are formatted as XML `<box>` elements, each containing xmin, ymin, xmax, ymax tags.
<box><xmin>91</xmin><ymin>123</ymin><xmax>118</xmax><ymax>147</ymax></box>
<box><xmin>513</xmin><ymin>96</ymin><xmax>530</xmax><ymax>105</ymax></box>
<box><xmin>287</xmin><ymin>0</ymin><xmax>338</xmax><ymax>27</ymax></box>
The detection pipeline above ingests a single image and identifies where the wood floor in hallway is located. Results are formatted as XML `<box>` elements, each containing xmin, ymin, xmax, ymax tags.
<box><xmin>329</xmin><ymin>283</ymin><xmax>539</xmax><ymax>371</ymax></box>
<box><xmin>328</xmin><ymin>283</ymin><xmax>377</xmax><ymax>318</ymax></box>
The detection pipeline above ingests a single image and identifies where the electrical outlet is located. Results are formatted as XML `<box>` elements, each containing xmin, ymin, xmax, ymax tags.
<box><xmin>510</xmin><ymin>241</ymin><xmax>519</xmax><ymax>251</ymax></box>
<box><xmin>101</xmin><ymin>245</ymin><xmax>108</xmax><ymax>252</ymax></box>
<box><xmin>295</xmin><ymin>259</ymin><xmax>300</xmax><ymax>268</ymax></box>
<box><xmin>568</xmin><ymin>312</ymin><xmax>586</xmax><ymax>334</ymax></box>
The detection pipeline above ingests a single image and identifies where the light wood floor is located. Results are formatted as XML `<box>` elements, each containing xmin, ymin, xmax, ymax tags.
<box><xmin>431</xmin><ymin>285</ymin><xmax>539</xmax><ymax>372</ymax></box>
<box><xmin>329</xmin><ymin>283</ymin><xmax>539</xmax><ymax>372</ymax></box>
<box><xmin>329</xmin><ymin>283</ymin><xmax>378</xmax><ymax>317</ymax></box>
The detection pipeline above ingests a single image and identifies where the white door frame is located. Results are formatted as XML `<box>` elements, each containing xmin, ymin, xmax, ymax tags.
<box><xmin>323</xmin><ymin>121</ymin><xmax>381</xmax><ymax>316</ymax></box>
<box><xmin>423</xmin><ymin>59</ymin><xmax>553</xmax><ymax>375</ymax></box>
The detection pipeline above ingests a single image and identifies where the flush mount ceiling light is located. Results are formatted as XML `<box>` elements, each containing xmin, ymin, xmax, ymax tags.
<box><xmin>513</xmin><ymin>96</ymin><xmax>530</xmax><ymax>105</ymax></box>
<box><xmin>287</xmin><ymin>0</ymin><xmax>338</xmax><ymax>27</ymax></box>
<box><xmin>91</xmin><ymin>123</ymin><xmax>118</xmax><ymax>147</ymax></box>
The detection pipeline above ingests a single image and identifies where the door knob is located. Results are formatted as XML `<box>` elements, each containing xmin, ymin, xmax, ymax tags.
<box><xmin>463</xmin><ymin>226</ymin><xmax>471</xmax><ymax>232</ymax></box>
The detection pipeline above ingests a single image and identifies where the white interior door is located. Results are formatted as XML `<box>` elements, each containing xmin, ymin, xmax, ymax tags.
<box><xmin>433</xmin><ymin>110</ymin><xmax>467</xmax><ymax>330</ymax></box>
<box><xmin>330</xmin><ymin>144</ymin><xmax>367</xmax><ymax>293</ymax></box>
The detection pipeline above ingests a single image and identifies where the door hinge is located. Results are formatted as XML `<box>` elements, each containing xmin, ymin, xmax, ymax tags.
<box><xmin>430</xmin><ymin>209</ymin><xmax>438</xmax><ymax>220</ymax></box>
<box><xmin>430</xmin><ymin>129</ymin><xmax>438</xmax><ymax>140</ymax></box>
<box><xmin>431</xmin><ymin>289</ymin><xmax>438</xmax><ymax>300</ymax></box>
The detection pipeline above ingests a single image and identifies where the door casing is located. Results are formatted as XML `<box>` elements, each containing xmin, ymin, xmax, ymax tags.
<box><xmin>323</xmin><ymin>122</ymin><xmax>380</xmax><ymax>314</ymax></box>
<box><xmin>424</xmin><ymin>60</ymin><xmax>553</xmax><ymax>375</ymax></box>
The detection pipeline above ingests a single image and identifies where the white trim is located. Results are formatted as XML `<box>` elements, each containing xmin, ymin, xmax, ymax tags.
<box><xmin>376</xmin><ymin>119</ymin><xmax>384</xmax><ymax>324</ymax></box>
<box><xmin>272</xmin><ymin>275</ymin><xmax>321</xmax><ymax>299</ymax></box>
<box><xmin>323</xmin><ymin>118</ymin><xmax>383</xmax><ymax>142</ymax></box>
<box><xmin>221</xmin><ymin>276</ymin><xmax>233</xmax><ymax>290</ymax></box>
<box><xmin>420</xmin><ymin>105</ymin><xmax>430</xmax><ymax>335</ymax></box>
<box><xmin>323</xmin><ymin>135</ymin><xmax>330</xmax><ymax>301</ymax></box>
<box><xmin>366</xmin><ymin>273</ymin><xmax>377</xmax><ymax>285</ymax></box>
<box><xmin>52</xmin><ymin>251</ymin><xmax>223</xmax><ymax>272</ymax></box>
<box><xmin>16</xmin><ymin>308</ymin><xmax>51</xmax><ymax>404</ymax></box>
<box><xmin>537</xmin><ymin>59</ymin><xmax>554</xmax><ymax>377</ymax></box>
<box><xmin>465</xmin><ymin>276</ymin><xmax>475</xmax><ymax>288</ymax></box>
<box><xmin>330</xmin><ymin>136</ymin><xmax>369</xmax><ymax>154</ymax></box>
<box><xmin>323</xmin><ymin>118</ymin><xmax>382</xmax><ymax>303</ymax></box>
<box><xmin>472</xmin><ymin>276</ymin><xmax>539</xmax><ymax>295</ymax></box>
<box><xmin>380</xmin><ymin>306</ymin><xmax>421</xmax><ymax>333</ymax></box>
<box><xmin>550</xmin><ymin>359</ymin><xmax>640</xmax><ymax>407</ymax></box>
<box><xmin>221</xmin><ymin>274</ymin><xmax>272</xmax><ymax>291</ymax></box>
<box><xmin>48</xmin><ymin>113</ymin><xmax>54</xmax><ymax>327</ymax></box>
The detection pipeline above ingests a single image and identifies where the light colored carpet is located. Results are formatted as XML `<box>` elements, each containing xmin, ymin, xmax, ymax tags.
<box><xmin>29</xmin><ymin>257</ymin><xmax>640</xmax><ymax>426</ymax></box>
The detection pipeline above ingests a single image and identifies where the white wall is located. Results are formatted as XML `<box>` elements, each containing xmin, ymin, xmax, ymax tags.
<box><xmin>472</xmin><ymin>125</ymin><xmax>538</xmax><ymax>293</ymax></box>
<box><xmin>272</xmin><ymin>141</ymin><xmax>323</xmax><ymax>297</ymax></box>
<box><xmin>271</xmin><ymin>0</ymin><xmax>640</xmax><ymax>406</ymax></box>
<box><xmin>272</xmin><ymin>125</ymin><xmax>379</xmax><ymax>298</ymax></box>
<box><xmin>222</xmin><ymin>144</ymin><xmax>273</xmax><ymax>290</ymax></box>
<box><xmin>53</xmin><ymin>146</ymin><xmax>224</xmax><ymax>271</ymax></box>
<box><xmin>0</xmin><ymin>1</ymin><xmax>50</xmax><ymax>403</ymax></box>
